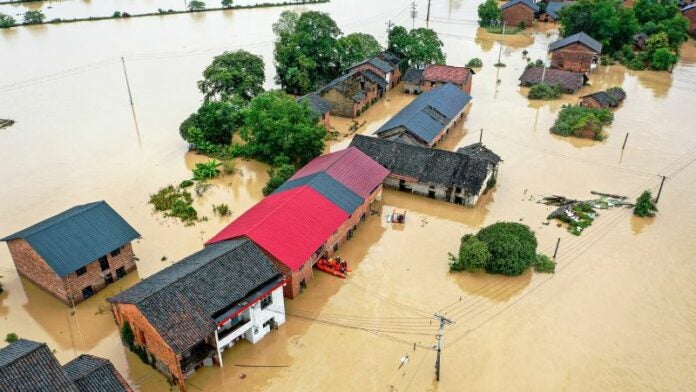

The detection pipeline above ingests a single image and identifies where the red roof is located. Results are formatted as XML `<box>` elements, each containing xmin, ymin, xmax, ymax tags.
<box><xmin>422</xmin><ymin>65</ymin><xmax>473</xmax><ymax>86</ymax></box>
<box><xmin>206</xmin><ymin>186</ymin><xmax>348</xmax><ymax>271</ymax></box>
<box><xmin>290</xmin><ymin>147</ymin><xmax>389</xmax><ymax>198</ymax></box>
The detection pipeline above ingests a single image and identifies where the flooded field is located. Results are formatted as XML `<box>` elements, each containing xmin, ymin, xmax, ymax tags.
<box><xmin>1</xmin><ymin>0</ymin><xmax>696</xmax><ymax>390</ymax></box>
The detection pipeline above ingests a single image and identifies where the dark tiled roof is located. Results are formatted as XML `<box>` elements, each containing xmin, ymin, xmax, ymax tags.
<box><xmin>64</xmin><ymin>355</ymin><xmax>131</xmax><ymax>392</ymax></box>
<box><xmin>501</xmin><ymin>0</ymin><xmax>540</xmax><ymax>11</ymax></box>
<box><xmin>350</xmin><ymin>135</ymin><xmax>500</xmax><ymax>195</ymax></box>
<box><xmin>581</xmin><ymin>89</ymin><xmax>626</xmax><ymax>107</ymax></box>
<box><xmin>1</xmin><ymin>201</ymin><xmax>139</xmax><ymax>277</ymax></box>
<box><xmin>319</xmin><ymin>70</ymin><xmax>385</xmax><ymax>102</ymax></box>
<box><xmin>375</xmin><ymin>83</ymin><xmax>472</xmax><ymax>145</ymax></box>
<box><xmin>378</xmin><ymin>51</ymin><xmax>401</xmax><ymax>67</ymax></box>
<box><xmin>0</xmin><ymin>340</ymin><xmax>79</xmax><ymax>392</ymax></box>
<box><xmin>274</xmin><ymin>172</ymin><xmax>364</xmax><ymax>214</ymax></box>
<box><xmin>362</xmin><ymin>69</ymin><xmax>388</xmax><ymax>88</ymax></box>
<box><xmin>549</xmin><ymin>32</ymin><xmax>602</xmax><ymax>53</ymax></box>
<box><xmin>403</xmin><ymin>68</ymin><xmax>424</xmax><ymax>83</ymax></box>
<box><xmin>457</xmin><ymin>143</ymin><xmax>503</xmax><ymax>165</ymax></box>
<box><xmin>546</xmin><ymin>1</ymin><xmax>574</xmax><ymax>18</ymax></box>
<box><xmin>351</xmin><ymin>57</ymin><xmax>394</xmax><ymax>74</ymax></box>
<box><xmin>518</xmin><ymin>67</ymin><xmax>586</xmax><ymax>93</ymax></box>
<box><xmin>298</xmin><ymin>93</ymin><xmax>333</xmax><ymax>116</ymax></box>
<box><xmin>109</xmin><ymin>239</ymin><xmax>281</xmax><ymax>354</ymax></box>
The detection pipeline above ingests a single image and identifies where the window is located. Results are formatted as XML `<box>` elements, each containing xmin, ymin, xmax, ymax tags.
<box><xmin>81</xmin><ymin>286</ymin><xmax>94</xmax><ymax>299</ymax></box>
<box><xmin>116</xmin><ymin>267</ymin><xmax>126</xmax><ymax>279</ymax></box>
<box><xmin>262</xmin><ymin>319</ymin><xmax>272</xmax><ymax>329</ymax></box>
<box><xmin>110</xmin><ymin>247</ymin><xmax>121</xmax><ymax>257</ymax></box>
<box><xmin>99</xmin><ymin>256</ymin><xmax>109</xmax><ymax>271</ymax></box>
<box><xmin>75</xmin><ymin>266</ymin><xmax>87</xmax><ymax>276</ymax></box>
<box><xmin>260</xmin><ymin>295</ymin><xmax>273</xmax><ymax>309</ymax></box>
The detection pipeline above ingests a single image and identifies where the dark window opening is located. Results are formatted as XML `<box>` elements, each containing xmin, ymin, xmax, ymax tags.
<box><xmin>81</xmin><ymin>286</ymin><xmax>94</xmax><ymax>299</ymax></box>
<box><xmin>104</xmin><ymin>273</ymin><xmax>114</xmax><ymax>285</ymax></box>
<box><xmin>262</xmin><ymin>319</ymin><xmax>273</xmax><ymax>329</ymax></box>
<box><xmin>110</xmin><ymin>247</ymin><xmax>121</xmax><ymax>257</ymax></box>
<box><xmin>260</xmin><ymin>295</ymin><xmax>273</xmax><ymax>309</ymax></box>
<box><xmin>75</xmin><ymin>266</ymin><xmax>87</xmax><ymax>276</ymax></box>
<box><xmin>99</xmin><ymin>256</ymin><xmax>109</xmax><ymax>271</ymax></box>
<box><xmin>333</xmin><ymin>243</ymin><xmax>339</xmax><ymax>252</ymax></box>
<box><xmin>116</xmin><ymin>267</ymin><xmax>126</xmax><ymax>279</ymax></box>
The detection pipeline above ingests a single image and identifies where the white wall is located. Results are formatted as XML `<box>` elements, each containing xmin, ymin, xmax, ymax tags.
<box><xmin>244</xmin><ymin>287</ymin><xmax>286</xmax><ymax>344</ymax></box>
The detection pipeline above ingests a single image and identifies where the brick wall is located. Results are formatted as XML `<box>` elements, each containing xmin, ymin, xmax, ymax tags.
<box><xmin>501</xmin><ymin>4</ymin><xmax>535</xmax><ymax>28</ymax></box>
<box><xmin>580</xmin><ymin>96</ymin><xmax>603</xmax><ymax>109</ymax></box>
<box><xmin>550</xmin><ymin>43</ymin><xmax>596</xmax><ymax>73</ymax></box>
<box><xmin>420</xmin><ymin>76</ymin><xmax>472</xmax><ymax>95</ymax></box>
<box><xmin>684</xmin><ymin>9</ymin><xmax>696</xmax><ymax>34</ymax></box>
<box><xmin>6</xmin><ymin>239</ymin><xmax>68</xmax><ymax>302</ymax></box>
<box><xmin>112</xmin><ymin>303</ymin><xmax>186</xmax><ymax>389</ymax></box>
<box><xmin>321</xmin><ymin>75</ymin><xmax>381</xmax><ymax>118</ymax></box>
<box><xmin>63</xmin><ymin>243</ymin><xmax>137</xmax><ymax>303</ymax></box>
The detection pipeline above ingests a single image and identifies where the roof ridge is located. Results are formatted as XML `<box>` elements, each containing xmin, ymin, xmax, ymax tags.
<box><xmin>66</xmin><ymin>355</ymin><xmax>107</xmax><ymax>381</ymax></box>
<box><xmin>4</xmin><ymin>201</ymin><xmax>104</xmax><ymax>241</ymax></box>
<box><xmin>0</xmin><ymin>340</ymin><xmax>47</xmax><ymax>368</ymax></box>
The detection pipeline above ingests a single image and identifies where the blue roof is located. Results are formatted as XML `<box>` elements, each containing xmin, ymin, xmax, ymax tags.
<box><xmin>274</xmin><ymin>172</ymin><xmax>364</xmax><ymax>214</ymax></box>
<box><xmin>375</xmin><ymin>83</ymin><xmax>472</xmax><ymax>145</ymax></box>
<box><xmin>1</xmin><ymin>201</ymin><xmax>140</xmax><ymax>277</ymax></box>
<box><xmin>683</xmin><ymin>3</ymin><xmax>696</xmax><ymax>11</ymax></box>
<box><xmin>546</xmin><ymin>1</ymin><xmax>574</xmax><ymax>18</ymax></box>
<box><xmin>501</xmin><ymin>0</ymin><xmax>540</xmax><ymax>12</ymax></box>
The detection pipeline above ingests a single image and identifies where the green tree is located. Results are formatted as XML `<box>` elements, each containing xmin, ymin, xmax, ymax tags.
<box><xmin>449</xmin><ymin>235</ymin><xmax>491</xmax><ymax>272</ymax></box>
<box><xmin>633</xmin><ymin>0</ymin><xmax>678</xmax><ymax>26</ymax></box>
<box><xmin>273</xmin><ymin>11</ymin><xmax>341</xmax><ymax>95</ymax></box>
<box><xmin>478</xmin><ymin>0</ymin><xmax>501</xmax><ymax>27</ymax></box>
<box><xmin>476</xmin><ymin>222</ymin><xmax>538</xmax><ymax>276</ymax></box>
<box><xmin>657</xmin><ymin>15</ymin><xmax>689</xmax><ymax>49</ymax></box>
<box><xmin>0</xmin><ymin>13</ymin><xmax>16</xmax><ymax>28</ymax></box>
<box><xmin>5</xmin><ymin>333</ymin><xmax>19</xmax><ymax>343</ymax></box>
<box><xmin>387</xmin><ymin>26</ymin><xmax>410</xmax><ymax>59</ymax></box>
<box><xmin>337</xmin><ymin>33</ymin><xmax>382</xmax><ymax>72</ymax></box>
<box><xmin>188</xmin><ymin>0</ymin><xmax>206</xmax><ymax>11</ymax></box>
<box><xmin>198</xmin><ymin>50</ymin><xmax>265</xmax><ymax>102</ymax></box>
<box><xmin>121</xmin><ymin>321</ymin><xmax>135</xmax><ymax>348</ymax></box>
<box><xmin>262</xmin><ymin>163</ymin><xmax>297</xmax><ymax>195</ymax></box>
<box><xmin>23</xmin><ymin>10</ymin><xmax>45</xmax><ymax>24</ymax></box>
<box><xmin>221</xmin><ymin>0</ymin><xmax>233</xmax><ymax>7</ymax></box>
<box><xmin>634</xmin><ymin>190</ymin><xmax>658</xmax><ymax>217</ymax></box>
<box><xmin>179</xmin><ymin>99</ymin><xmax>245</xmax><ymax>145</ymax></box>
<box><xmin>559</xmin><ymin>0</ymin><xmax>638</xmax><ymax>52</ymax></box>
<box><xmin>388</xmin><ymin>27</ymin><xmax>445</xmax><ymax>69</ymax></box>
<box><xmin>240</xmin><ymin>90</ymin><xmax>326</xmax><ymax>166</ymax></box>
<box><xmin>650</xmin><ymin>47</ymin><xmax>677</xmax><ymax>70</ymax></box>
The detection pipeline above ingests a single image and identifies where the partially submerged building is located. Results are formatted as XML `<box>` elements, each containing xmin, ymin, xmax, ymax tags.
<box><xmin>108</xmin><ymin>239</ymin><xmax>285</xmax><ymax>391</ymax></box>
<box><xmin>297</xmin><ymin>93</ymin><xmax>333</xmax><ymax>128</ymax></box>
<box><xmin>348</xmin><ymin>52</ymin><xmax>402</xmax><ymax>90</ymax></box>
<box><xmin>580</xmin><ymin>88</ymin><xmax>626</xmax><ymax>109</ymax></box>
<box><xmin>403</xmin><ymin>64</ymin><xmax>475</xmax><ymax>95</ymax></box>
<box><xmin>549</xmin><ymin>32</ymin><xmax>602</xmax><ymax>73</ymax></box>
<box><xmin>501</xmin><ymin>0</ymin><xmax>539</xmax><ymax>28</ymax></box>
<box><xmin>375</xmin><ymin>83</ymin><xmax>472</xmax><ymax>147</ymax></box>
<box><xmin>350</xmin><ymin>135</ymin><xmax>502</xmax><ymax>207</ymax></box>
<box><xmin>1</xmin><ymin>201</ymin><xmax>140</xmax><ymax>305</ymax></box>
<box><xmin>317</xmin><ymin>70</ymin><xmax>385</xmax><ymax>118</ymax></box>
<box><xmin>518</xmin><ymin>67</ymin><xmax>587</xmax><ymax>93</ymax></box>
<box><xmin>402</xmin><ymin>68</ymin><xmax>425</xmax><ymax>94</ymax></box>
<box><xmin>208</xmin><ymin>148</ymin><xmax>388</xmax><ymax>299</ymax></box>
<box><xmin>0</xmin><ymin>339</ymin><xmax>132</xmax><ymax>391</ymax></box>
<box><xmin>539</xmin><ymin>1</ymin><xmax>574</xmax><ymax>22</ymax></box>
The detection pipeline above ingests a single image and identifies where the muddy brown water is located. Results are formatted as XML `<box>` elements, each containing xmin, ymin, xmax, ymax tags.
<box><xmin>1</xmin><ymin>0</ymin><xmax>696</xmax><ymax>390</ymax></box>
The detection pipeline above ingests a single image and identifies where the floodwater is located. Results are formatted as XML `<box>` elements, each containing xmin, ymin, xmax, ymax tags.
<box><xmin>1</xmin><ymin>0</ymin><xmax>696</xmax><ymax>391</ymax></box>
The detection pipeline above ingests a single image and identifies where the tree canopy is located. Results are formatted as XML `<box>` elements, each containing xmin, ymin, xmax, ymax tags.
<box><xmin>197</xmin><ymin>50</ymin><xmax>265</xmax><ymax>102</ymax></box>
<box><xmin>559</xmin><ymin>0</ymin><xmax>638</xmax><ymax>53</ymax></box>
<box><xmin>180</xmin><ymin>99</ymin><xmax>245</xmax><ymax>146</ymax></box>
<box><xmin>23</xmin><ymin>10</ymin><xmax>45</xmax><ymax>24</ymax></box>
<box><xmin>188</xmin><ymin>0</ymin><xmax>206</xmax><ymax>11</ymax></box>
<box><xmin>478</xmin><ymin>0</ymin><xmax>501</xmax><ymax>27</ymax></box>
<box><xmin>240</xmin><ymin>90</ymin><xmax>326</xmax><ymax>167</ymax></box>
<box><xmin>337</xmin><ymin>33</ymin><xmax>382</xmax><ymax>72</ymax></box>
<box><xmin>0</xmin><ymin>13</ymin><xmax>15</xmax><ymax>28</ymax></box>
<box><xmin>634</xmin><ymin>190</ymin><xmax>658</xmax><ymax>217</ymax></box>
<box><xmin>388</xmin><ymin>26</ymin><xmax>445</xmax><ymax>69</ymax></box>
<box><xmin>273</xmin><ymin>11</ymin><xmax>342</xmax><ymax>95</ymax></box>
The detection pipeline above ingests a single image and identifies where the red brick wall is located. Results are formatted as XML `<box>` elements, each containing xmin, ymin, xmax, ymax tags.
<box><xmin>685</xmin><ymin>9</ymin><xmax>696</xmax><ymax>34</ymax></box>
<box><xmin>551</xmin><ymin>42</ymin><xmax>596</xmax><ymax>73</ymax></box>
<box><xmin>351</xmin><ymin>64</ymin><xmax>387</xmax><ymax>80</ymax></box>
<box><xmin>6</xmin><ymin>239</ymin><xmax>68</xmax><ymax>302</ymax></box>
<box><xmin>63</xmin><ymin>243</ymin><xmax>137</xmax><ymax>303</ymax></box>
<box><xmin>420</xmin><ymin>74</ymin><xmax>472</xmax><ymax>95</ymax></box>
<box><xmin>112</xmin><ymin>303</ymin><xmax>186</xmax><ymax>389</ymax></box>
<box><xmin>501</xmin><ymin>4</ymin><xmax>535</xmax><ymax>27</ymax></box>
<box><xmin>580</xmin><ymin>96</ymin><xmax>603</xmax><ymax>109</ymax></box>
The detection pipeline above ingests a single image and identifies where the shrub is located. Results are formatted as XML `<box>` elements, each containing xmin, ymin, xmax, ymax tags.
<box><xmin>5</xmin><ymin>333</ymin><xmax>19</xmax><ymax>343</ymax></box>
<box><xmin>449</xmin><ymin>235</ymin><xmax>491</xmax><ymax>272</ymax></box>
<box><xmin>518</xmin><ymin>21</ymin><xmax>526</xmax><ymax>30</ymax></box>
<box><xmin>113</xmin><ymin>11</ymin><xmax>122</xmax><ymax>17</ymax></box>
<box><xmin>262</xmin><ymin>164</ymin><xmax>296</xmax><ymax>196</ymax></box>
<box><xmin>476</xmin><ymin>222</ymin><xmax>538</xmax><ymax>276</ymax></box>
<box><xmin>650</xmin><ymin>47</ymin><xmax>677</xmax><ymax>71</ymax></box>
<box><xmin>466</xmin><ymin>58</ymin><xmax>483</xmax><ymax>67</ymax></box>
<box><xmin>528</xmin><ymin>83</ymin><xmax>563</xmax><ymax>100</ymax></box>
<box><xmin>23</xmin><ymin>10</ymin><xmax>45</xmax><ymax>25</ymax></box>
<box><xmin>222</xmin><ymin>0</ymin><xmax>233</xmax><ymax>7</ymax></box>
<box><xmin>627</xmin><ymin>57</ymin><xmax>647</xmax><ymax>70</ymax></box>
<box><xmin>526</xmin><ymin>59</ymin><xmax>545</xmax><ymax>69</ymax></box>
<box><xmin>192</xmin><ymin>160</ymin><xmax>221</xmax><ymax>181</ymax></box>
<box><xmin>149</xmin><ymin>186</ymin><xmax>199</xmax><ymax>225</ymax></box>
<box><xmin>121</xmin><ymin>321</ymin><xmax>135</xmax><ymax>348</ymax></box>
<box><xmin>221</xmin><ymin>160</ymin><xmax>236</xmax><ymax>175</ymax></box>
<box><xmin>634</xmin><ymin>190</ymin><xmax>658</xmax><ymax>217</ymax></box>
<box><xmin>533</xmin><ymin>254</ymin><xmax>556</xmax><ymax>273</ymax></box>
<box><xmin>550</xmin><ymin>105</ymin><xmax>614</xmax><ymax>140</ymax></box>
<box><xmin>179</xmin><ymin>179</ymin><xmax>194</xmax><ymax>188</ymax></box>
<box><xmin>213</xmin><ymin>204</ymin><xmax>231</xmax><ymax>216</ymax></box>
<box><xmin>194</xmin><ymin>181</ymin><xmax>211</xmax><ymax>197</ymax></box>
<box><xmin>0</xmin><ymin>13</ymin><xmax>16</xmax><ymax>28</ymax></box>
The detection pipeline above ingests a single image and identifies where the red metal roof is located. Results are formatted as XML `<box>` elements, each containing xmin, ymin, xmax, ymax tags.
<box><xmin>289</xmin><ymin>147</ymin><xmax>389</xmax><ymax>199</ymax></box>
<box><xmin>422</xmin><ymin>65</ymin><xmax>473</xmax><ymax>86</ymax></box>
<box><xmin>206</xmin><ymin>186</ymin><xmax>348</xmax><ymax>271</ymax></box>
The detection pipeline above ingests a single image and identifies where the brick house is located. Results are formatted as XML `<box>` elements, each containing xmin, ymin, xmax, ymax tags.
<box><xmin>108</xmin><ymin>239</ymin><xmax>285</xmax><ymax>391</ymax></box>
<box><xmin>207</xmin><ymin>148</ymin><xmax>388</xmax><ymax>299</ymax></box>
<box><xmin>351</xmin><ymin>135</ymin><xmax>502</xmax><ymax>207</ymax></box>
<box><xmin>375</xmin><ymin>83</ymin><xmax>472</xmax><ymax>147</ymax></box>
<box><xmin>501</xmin><ymin>0</ymin><xmax>539</xmax><ymax>28</ymax></box>
<box><xmin>348</xmin><ymin>52</ymin><xmax>403</xmax><ymax>90</ymax></box>
<box><xmin>318</xmin><ymin>70</ymin><xmax>386</xmax><ymax>118</ymax></box>
<box><xmin>683</xmin><ymin>4</ymin><xmax>696</xmax><ymax>34</ymax></box>
<box><xmin>580</xmin><ymin>88</ymin><xmax>626</xmax><ymax>109</ymax></box>
<box><xmin>0</xmin><ymin>339</ymin><xmax>132</xmax><ymax>391</ymax></box>
<box><xmin>402</xmin><ymin>68</ymin><xmax>424</xmax><ymax>93</ymax></box>
<box><xmin>518</xmin><ymin>66</ymin><xmax>588</xmax><ymax>93</ymax></box>
<box><xmin>1</xmin><ymin>201</ymin><xmax>139</xmax><ymax>305</ymax></box>
<box><xmin>538</xmin><ymin>1</ymin><xmax>574</xmax><ymax>22</ymax></box>
<box><xmin>549</xmin><ymin>32</ymin><xmax>602</xmax><ymax>73</ymax></box>
<box><xmin>421</xmin><ymin>64</ymin><xmax>475</xmax><ymax>94</ymax></box>
<box><xmin>298</xmin><ymin>92</ymin><xmax>333</xmax><ymax>128</ymax></box>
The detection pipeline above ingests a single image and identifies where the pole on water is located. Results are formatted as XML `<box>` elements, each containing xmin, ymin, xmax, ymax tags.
<box><xmin>655</xmin><ymin>175</ymin><xmax>667</xmax><ymax>204</ymax></box>
<box><xmin>496</xmin><ymin>23</ymin><xmax>506</xmax><ymax>64</ymax></box>
<box><xmin>426</xmin><ymin>0</ymin><xmax>431</xmax><ymax>23</ymax></box>
<box><xmin>121</xmin><ymin>57</ymin><xmax>134</xmax><ymax>106</ymax></box>
<box><xmin>479</xmin><ymin>128</ymin><xmax>483</xmax><ymax>144</ymax></box>
<box><xmin>433</xmin><ymin>313</ymin><xmax>453</xmax><ymax>382</ymax></box>
<box><xmin>553</xmin><ymin>237</ymin><xmax>561</xmax><ymax>260</ymax></box>
<box><xmin>622</xmin><ymin>132</ymin><xmax>630</xmax><ymax>150</ymax></box>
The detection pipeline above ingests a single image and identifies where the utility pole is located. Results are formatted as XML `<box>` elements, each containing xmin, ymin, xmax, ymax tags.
<box><xmin>426</xmin><ymin>0</ymin><xmax>431</xmax><ymax>23</ymax></box>
<box><xmin>553</xmin><ymin>237</ymin><xmax>561</xmax><ymax>260</ymax></box>
<box><xmin>655</xmin><ymin>175</ymin><xmax>667</xmax><ymax>204</ymax></box>
<box><xmin>410</xmin><ymin>2</ymin><xmax>418</xmax><ymax>30</ymax></box>
<box><xmin>386</xmin><ymin>20</ymin><xmax>395</xmax><ymax>41</ymax></box>
<box><xmin>622</xmin><ymin>132</ymin><xmax>630</xmax><ymax>150</ymax></box>
<box><xmin>496</xmin><ymin>23</ymin><xmax>506</xmax><ymax>65</ymax></box>
<box><xmin>433</xmin><ymin>313</ymin><xmax>454</xmax><ymax>382</ymax></box>
<box><xmin>121</xmin><ymin>57</ymin><xmax>134</xmax><ymax>106</ymax></box>
<box><xmin>479</xmin><ymin>128</ymin><xmax>483</xmax><ymax>144</ymax></box>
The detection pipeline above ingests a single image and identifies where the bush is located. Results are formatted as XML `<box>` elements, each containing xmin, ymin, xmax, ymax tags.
<box><xmin>149</xmin><ymin>185</ymin><xmax>199</xmax><ymax>225</ymax></box>
<box><xmin>551</xmin><ymin>105</ymin><xmax>614</xmax><ymax>140</ymax></box>
<box><xmin>650</xmin><ymin>47</ymin><xmax>677</xmax><ymax>71</ymax></box>
<box><xmin>526</xmin><ymin>59</ymin><xmax>545</xmax><ymax>69</ymax></box>
<box><xmin>179</xmin><ymin>179</ymin><xmax>194</xmax><ymax>188</ymax></box>
<box><xmin>476</xmin><ymin>222</ymin><xmax>538</xmax><ymax>276</ymax></box>
<box><xmin>5</xmin><ymin>333</ymin><xmax>19</xmax><ymax>343</ymax></box>
<box><xmin>262</xmin><ymin>164</ymin><xmax>296</xmax><ymax>196</ymax></box>
<box><xmin>533</xmin><ymin>254</ymin><xmax>556</xmax><ymax>273</ymax></box>
<box><xmin>23</xmin><ymin>10</ymin><xmax>45</xmax><ymax>25</ymax></box>
<box><xmin>213</xmin><ymin>204</ymin><xmax>231</xmax><ymax>216</ymax></box>
<box><xmin>222</xmin><ymin>0</ymin><xmax>233</xmax><ymax>7</ymax></box>
<box><xmin>121</xmin><ymin>321</ymin><xmax>135</xmax><ymax>347</ymax></box>
<box><xmin>449</xmin><ymin>235</ymin><xmax>491</xmax><ymax>272</ymax></box>
<box><xmin>0</xmin><ymin>13</ymin><xmax>16</xmax><ymax>28</ymax></box>
<box><xmin>528</xmin><ymin>84</ymin><xmax>563</xmax><ymax>100</ymax></box>
<box><xmin>192</xmin><ymin>160</ymin><xmax>221</xmax><ymax>181</ymax></box>
<box><xmin>626</xmin><ymin>57</ymin><xmax>647</xmax><ymax>70</ymax></box>
<box><xmin>194</xmin><ymin>181</ymin><xmax>211</xmax><ymax>197</ymax></box>
<box><xmin>113</xmin><ymin>11</ymin><xmax>122</xmax><ymax>17</ymax></box>
<box><xmin>221</xmin><ymin>160</ymin><xmax>236</xmax><ymax>175</ymax></box>
<box><xmin>466</xmin><ymin>58</ymin><xmax>483</xmax><ymax>67</ymax></box>
<box><xmin>634</xmin><ymin>190</ymin><xmax>658</xmax><ymax>217</ymax></box>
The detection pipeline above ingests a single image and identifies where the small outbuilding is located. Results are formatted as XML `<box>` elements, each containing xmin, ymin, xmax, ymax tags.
<box><xmin>298</xmin><ymin>93</ymin><xmax>333</xmax><ymax>128</ymax></box>
<box><xmin>402</xmin><ymin>68</ymin><xmax>424</xmax><ymax>94</ymax></box>
<box><xmin>580</xmin><ymin>88</ymin><xmax>626</xmax><ymax>109</ymax></box>
<box><xmin>1</xmin><ymin>201</ymin><xmax>140</xmax><ymax>305</ymax></box>
<box><xmin>501</xmin><ymin>0</ymin><xmax>539</xmax><ymax>28</ymax></box>
<box><xmin>549</xmin><ymin>32</ymin><xmax>602</xmax><ymax>73</ymax></box>
<box><xmin>519</xmin><ymin>67</ymin><xmax>587</xmax><ymax>93</ymax></box>
<box><xmin>318</xmin><ymin>70</ymin><xmax>386</xmax><ymax>118</ymax></box>
<box><xmin>539</xmin><ymin>1</ymin><xmax>574</xmax><ymax>22</ymax></box>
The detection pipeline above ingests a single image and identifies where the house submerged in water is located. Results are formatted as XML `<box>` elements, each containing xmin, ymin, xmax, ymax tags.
<box><xmin>350</xmin><ymin>135</ymin><xmax>502</xmax><ymax>207</ymax></box>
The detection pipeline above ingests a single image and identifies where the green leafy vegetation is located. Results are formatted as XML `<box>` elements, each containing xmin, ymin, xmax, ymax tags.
<box><xmin>121</xmin><ymin>321</ymin><xmax>155</xmax><ymax>368</ymax></box>
<box><xmin>179</xmin><ymin>179</ymin><xmax>194</xmax><ymax>188</ymax></box>
<box><xmin>198</xmin><ymin>50</ymin><xmax>265</xmax><ymax>102</ymax></box>
<box><xmin>188</xmin><ymin>0</ymin><xmax>206</xmax><ymax>11</ymax></box>
<box><xmin>466</xmin><ymin>58</ymin><xmax>483</xmax><ymax>67</ymax></box>
<box><xmin>388</xmin><ymin>26</ymin><xmax>445</xmax><ymax>69</ymax></box>
<box><xmin>180</xmin><ymin>99</ymin><xmax>245</xmax><ymax>146</ymax></box>
<box><xmin>23</xmin><ymin>10</ymin><xmax>45</xmax><ymax>24</ymax></box>
<box><xmin>221</xmin><ymin>0</ymin><xmax>233</xmax><ymax>7</ymax></box>
<box><xmin>149</xmin><ymin>185</ymin><xmax>199</xmax><ymax>225</ymax></box>
<box><xmin>212</xmin><ymin>203</ymin><xmax>231</xmax><ymax>216</ymax></box>
<box><xmin>556</xmin><ymin>202</ymin><xmax>596</xmax><ymax>235</ymax></box>
<box><xmin>192</xmin><ymin>160</ymin><xmax>221</xmax><ymax>181</ymax></box>
<box><xmin>262</xmin><ymin>163</ymin><xmax>297</xmax><ymax>196</ymax></box>
<box><xmin>449</xmin><ymin>222</ymin><xmax>549</xmax><ymax>276</ymax></box>
<box><xmin>550</xmin><ymin>105</ymin><xmax>614</xmax><ymax>140</ymax></box>
<box><xmin>477</xmin><ymin>0</ymin><xmax>501</xmax><ymax>27</ymax></box>
<box><xmin>528</xmin><ymin>83</ymin><xmax>563</xmax><ymax>100</ymax></box>
<box><xmin>0</xmin><ymin>13</ymin><xmax>16</xmax><ymax>28</ymax></box>
<box><xmin>221</xmin><ymin>159</ymin><xmax>236</xmax><ymax>175</ymax></box>
<box><xmin>5</xmin><ymin>333</ymin><xmax>19</xmax><ymax>343</ymax></box>
<box><xmin>533</xmin><ymin>254</ymin><xmax>556</xmax><ymax>273</ymax></box>
<box><xmin>337</xmin><ymin>32</ymin><xmax>383</xmax><ymax>72</ymax></box>
<box><xmin>634</xmin><ymin>190</ymin><xmax>658</xmax><ymax>217</ymax></box>
<box><xmin>485</xmin><ymin>25</ymin><xmax>522</xmax><ymax>35</ymax></box>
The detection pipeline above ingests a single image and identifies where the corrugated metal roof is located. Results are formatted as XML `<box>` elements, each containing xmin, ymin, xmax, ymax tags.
<box><xmin>1</xmin><ymin>201</ymin><xmax>140</xmax><ymax>277</ymax></box>
<box><xmin>289</xmin><ymin>147</ymin><xmax>389</xmax><ymax>198</ymax></box>
<box><xmin>375</xmin><ymin>83</ymin><xmax>472</xmax><ymax>145</ymax></box>
<box><xmin>549</xmin><ymin>32</ymin><xmax>602</xmax><ymax>53</ymax></box>
<box><xmin>275</xmin><ymin>172</ymin><xmax>364</xmax><ymax>214</ymax></box>
<box><xmin>0</xmin><ymin>340</ymin><xmax>79</xmax><ymax>392</ymax></box>
<box><xmin>501</xmin><ymin>0</ymin><xmax>540</xmax><ymax>11</ymax></box>
<box><xmin>206</xmin><ymin>187</ymin><xmax>349</xmax><ymax>271</ymax></box>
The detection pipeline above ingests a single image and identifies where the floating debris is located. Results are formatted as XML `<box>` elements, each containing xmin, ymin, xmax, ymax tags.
<box><xmin>541</xmin><ymin>193</ymin><xmax>633</xmax><ymax>235</ymax></box>
<box><xmin>0</xmin><ymin>119</ymin><xmax>15</xmax><ymax>129</ymax></box>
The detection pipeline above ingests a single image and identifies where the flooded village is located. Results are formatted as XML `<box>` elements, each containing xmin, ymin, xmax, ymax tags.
<box><xmin>2</xmin><ymin>0</ymin><xmax>696</xmax><ymax>391</ymax></box>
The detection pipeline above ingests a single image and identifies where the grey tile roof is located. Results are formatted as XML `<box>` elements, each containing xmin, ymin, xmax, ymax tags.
<box><xmin>549</xmin><ymin>32</ymin><xmax>602</xmax><ymax>53</ymax></box>
<box><xmin>350</xmin><ymin>135</ymin><xmax>500</xmax><ymax>195</ymax></box>
<box><xmin>362</xmin><ymin>69</ymin><xmax>388</xmax><ymax>88</ymax></box>
<box><xmin>403</xmin><ymin>68</ymin><xmax>424</xmax><ymax>83</ymax></box>
<box><xmin>581</xmin><ymin>89</ymin><xmax>626</xmax><ymax>107</ymax></box>
<box><xmin>109</xmin><ymin>239</ymin><xmax>281</xmax><ymax>354</ymax></box>
<box><xmin>457</xmin><ymin>143</ymin><xmax>503</xmax><ymax>165</ymax></box>
<box><xmin>375</xmin><ymin>83</ymin><xmax>472</xmax><ymax>145</ymax></box>
<box><xmin>64</xmin><ymin>355</ymin><xmax>131</xmax><ymax>392</ymax></box>
<box><xmin>274</xmin><ymin>172</ymin><xmax>364</xmax><ymax>214</ymax></box>
<box><xmin>0</xmin><ymin>340</ymin><xmax>79</xmax><ymax>392</ymax></box>
<box><xmin>545</xmin><ymin>1</ymin><xmax>574</xmax><ymax>19</ymax></box>
<box><xmin>350</xmin><ymin>57</ymin><xmax>394</xmax><ymax>74</ymax></box>
<box><xmin>378</xmin><ymin>51</ymin><xmax>401</xmax><ymax>67</ymax></box>
<box><xmin>501</xmin><ymin>0</ymin><xmax>540</xmax><ymax>11</ymax></box>
<box><xmin>298</xmin><ymin>93</ymin><xmax>333</xmax><ymax>116</ymax></box>
<box><xmin>518</xmin><ymin>67</ymin><xmax>586</xmax><ymax>93</ymax></box>
<box><xmin>1</xmin><ymin>201</ymin><xmax>140</xmax><ymax>277</ymax></box>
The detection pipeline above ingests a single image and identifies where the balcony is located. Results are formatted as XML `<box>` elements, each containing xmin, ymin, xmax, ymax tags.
<box><xmin>217</xmin><ymin>319</ymin><xmax>253</xmax><ymax>347</ymax></box>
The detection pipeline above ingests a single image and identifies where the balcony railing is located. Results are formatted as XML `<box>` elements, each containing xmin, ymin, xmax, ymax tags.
<box><xmin>217</xmin><ymin>319</ymin><xmax>253</xmax><ymax>347</ymax></box>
